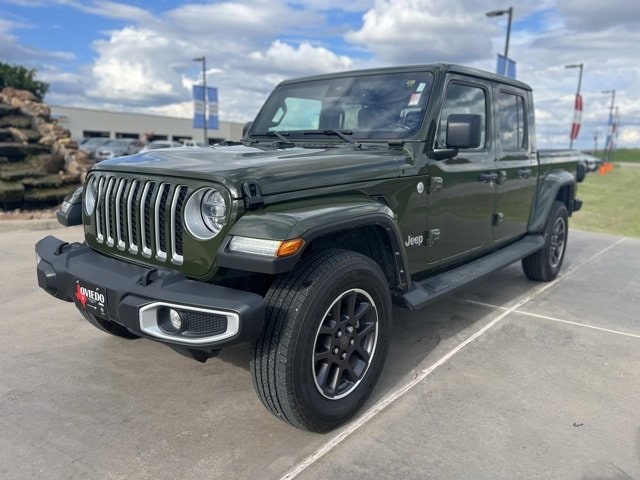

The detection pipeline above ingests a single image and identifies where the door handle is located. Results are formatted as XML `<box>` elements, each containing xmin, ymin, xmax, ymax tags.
<box><xmin>479</xmin><ymin>172</ymin><xmax>499</xmax><ymax>182</ymax></box>
<box><xmin>517</xmin><ymin>168</ymin><xmax>532</xmax><ymax>179</ymax></box>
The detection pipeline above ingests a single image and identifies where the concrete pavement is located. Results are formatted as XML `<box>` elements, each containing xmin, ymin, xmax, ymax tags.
<box><xmin>1</xmin><ymin>225</ymin><xmax>638</xmax><ymax>479</ymax></box>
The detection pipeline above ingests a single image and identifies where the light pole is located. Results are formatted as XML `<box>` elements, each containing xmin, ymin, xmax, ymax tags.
<box><xmin>565</xmin><ymin>63</ymin><xmax>584</xmax><ymax>149</ymax></box>
<box><xmin>486</xmin><ymin>6</ymin><xmax>513</xmax><ymax>75</ymax></box>
<box><xmin>602</xmin><ymin>89</ymin><xmax>616</xmax><ymax>161</ymax></box>
<box><xmin>193</xmin><ymin>56</ymin><xmax>207</xmax><ymax>145</ymax></box>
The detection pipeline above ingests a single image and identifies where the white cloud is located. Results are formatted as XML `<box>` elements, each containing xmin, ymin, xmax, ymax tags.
<box><xmin>74</xmin><ymin>2</ymin><xmax>360</xmax><ymax>123</ymax></box>
<box><xmin>246</xmin><ymin>40</ymin><xmax>354</xmax><ymax>77</ymax></box>
<box><xmin>3</xmin><ymin>0</ymin><xmax>640</xmax><ymax>148</ymax></box>
<box><xmin>88</xmin><ymin>27</ymin><xmax>183</xmax><ymax>102</ymax></box>
<box><xmin>46</xmin><ymin>0</ymin><xmax>157</xmax><ymax>23</ymax></box>
<box><xmin>345</xmin><ymin>0</ymin><xmax>497</xmax><ymax>64</ymax></box>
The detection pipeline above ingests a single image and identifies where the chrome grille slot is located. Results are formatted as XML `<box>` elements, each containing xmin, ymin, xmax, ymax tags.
<box><xmin>115</xmin><ymin>178</ymin><xmax>127</xmax><ymax>251</ymax></box>
<box><xmin>104</xmin><ymin>177</ymin><xmax>116</xmax><ymax>247</ymax></box>
<box><xmin>154</xmin><ymin>183</ymin><xmax>168</xmax><ymax>261</ymax></box>
<box><xmin>92</xmin><ymin>174</ymin><xmax>189</xmax><ymax>266</ymax></box>
<box><xmin>170</xmin><ymin>186</ymin><xmax>187</xmax><ymax>265</ymax></box>
<box><xmin>139</xmin><ymin>181</ymin><xmax>155</xmax><ymax>258</ymax></box>
<box><xmin>95</xmin><ymin>176</ymin><xmax>106</xmax><ymax>243</ymax></box>
<box><xmin>127</xmin><ymin>180</ymin><xmax>140</xmax><ymax>254</ymax></box>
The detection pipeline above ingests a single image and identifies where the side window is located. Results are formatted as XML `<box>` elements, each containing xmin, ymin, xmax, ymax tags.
<box><xmin>438</xmin><ymin>83</ymin><xmax>486</xmax><ymax>149</ymax></box>
<box><xmin>497</xmin><ymin>91</ymin><xmax>527</xmax><ymax>151</ymax></box>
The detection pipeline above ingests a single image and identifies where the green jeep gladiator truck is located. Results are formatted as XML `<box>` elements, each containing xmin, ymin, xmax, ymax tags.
<box><xmin>36</xmin><ymin>64</ymin><xmax>582</xmax><ymax>432</ymax></box>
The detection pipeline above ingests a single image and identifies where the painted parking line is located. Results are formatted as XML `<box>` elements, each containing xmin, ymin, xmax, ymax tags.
<box><xmin>465</xmin><ymin>299</ymin><xmax>640</xmax><ymax>340</ymax></box>
<box><xmin>278</xmin><ymin>238</ymin><xmax>627</xmax><ymax>480</ymax></box>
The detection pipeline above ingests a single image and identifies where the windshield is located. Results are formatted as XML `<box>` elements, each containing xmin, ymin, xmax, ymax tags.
<box><xmin>251</xmin><ymin>71</ymin><xmax>434</xmax><ymax>140</ymax></box>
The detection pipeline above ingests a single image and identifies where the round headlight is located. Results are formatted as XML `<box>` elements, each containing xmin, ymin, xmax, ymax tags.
<box><xmin>184</xmin><ymin>187</ymin><xmax>228</xmax><ymax>240</ymax></box>
<box><xmin>84</xmin><ymin>176</ymin><xmax>97</xmax><ymax>215</ymax></box>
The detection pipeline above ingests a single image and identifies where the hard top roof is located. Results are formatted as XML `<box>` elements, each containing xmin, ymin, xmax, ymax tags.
<box><xmin>278</xmin><ymin>63</ymin><xmax>532</xmax><ymax>91</ymax></box>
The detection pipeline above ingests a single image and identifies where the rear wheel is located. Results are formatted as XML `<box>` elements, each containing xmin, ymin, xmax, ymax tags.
<box><xmin>522</xmin><ymin>201</ymin><xmax>568</xmax><ymax>282</ymax></box>
<box><xmin>250</xmin><ymin>249</ymin><xmax>391</xmax><ymax>432</ymax></box>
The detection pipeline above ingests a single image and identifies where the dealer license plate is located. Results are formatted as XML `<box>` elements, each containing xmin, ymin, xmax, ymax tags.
<box><xmin>73</xmin><ymin>279</ymin><xmax>108</xmax><ymax>318</ymax></box>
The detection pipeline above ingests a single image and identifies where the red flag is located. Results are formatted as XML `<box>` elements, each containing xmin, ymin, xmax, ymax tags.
<box><xmin>570</xmin><ymin>93</ymin><xmax>583</xmax><ymax>141</ymax></box>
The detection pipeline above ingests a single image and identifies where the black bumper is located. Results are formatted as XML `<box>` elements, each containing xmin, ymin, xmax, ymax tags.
<box><xmin>35</xmin><ymin>235</ymin><xmax>265</xmax><ymax>355</ymax></box>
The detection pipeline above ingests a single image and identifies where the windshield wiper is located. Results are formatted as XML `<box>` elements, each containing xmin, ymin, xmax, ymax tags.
<box><xmin>303</xmin><ymin>129</ymin><xmax>359</xmax><ymax>145</ymax></box>
<box><xmin>304</xmin><ymin>128</ymin><xmax>358</xmax><ymax>145</ymax></box>
<box><xmin>265</xmin><ymin>131</ymin><xmax>290</xmax><ymax>143</ymax></box>
<box><xmin>251</xmin><ymin>131</ymin><xmax>296</xmax><ymax>148</ymax></box>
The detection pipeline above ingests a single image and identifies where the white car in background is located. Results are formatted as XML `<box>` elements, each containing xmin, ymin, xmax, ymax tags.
<box><xmin>139</xmin><ymin>140</ymin><xmax>183</xmax><ymax>153</ymax></box>
<box><xmin>182</xmin><ymin>140</ymin><xmax>207</xmax><ymax>147</ymax></box>
<box><xmin>579</xmin><ymin>152</ymin><xmax>603</xmax><ymax>172</ymax></box>
<box><xmin>95</xmin><ymin>138</ymin><xmax>144</xmax><ymax>161</ymax></box>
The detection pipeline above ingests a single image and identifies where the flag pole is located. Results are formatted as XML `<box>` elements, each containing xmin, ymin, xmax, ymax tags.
<box><xmin>193</xmin><ymin>56</ymin><xmax>207</xmax><ymax>145</ymax></box>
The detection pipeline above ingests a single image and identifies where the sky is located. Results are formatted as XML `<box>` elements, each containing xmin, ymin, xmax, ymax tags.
<box><xmin>1</xmin><ymin>0</ymin><xmax>639</xmax><ymax>150</ymax></box>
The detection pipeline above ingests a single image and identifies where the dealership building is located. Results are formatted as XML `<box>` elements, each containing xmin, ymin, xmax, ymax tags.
<box><xmin>51</xmin><ymin>105</ymin><xmax>246</xmax><ymax>145</ymax></box>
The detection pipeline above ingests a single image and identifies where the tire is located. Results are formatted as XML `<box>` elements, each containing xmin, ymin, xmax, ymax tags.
<box><xmin>522</xmin><ymin>201</ymin><xmax>569</xmax><ymax>282</ymax></box>
<box><xmin>250</xmin><ymin>249</ymin><xmax>391</xmax><ymax>432</ymax></box>
<box><xmin>80</xmin><ymin>310</ymin><xmax>140</xmax><ymax>339</ymax></box>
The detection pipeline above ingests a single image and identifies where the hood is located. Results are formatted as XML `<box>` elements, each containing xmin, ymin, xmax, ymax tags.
<box><xmin>93</xmin><ymin>144</ymin><xmax>404</xmax><ymax>198</ymax></box>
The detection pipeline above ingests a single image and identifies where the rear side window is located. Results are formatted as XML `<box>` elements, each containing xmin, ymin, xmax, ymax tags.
<box><xmin>497</xmin><ymin>91</ymin><xmax>527</xmax><ymax>151</ymax></box>
<box><xmin>438</xmin><ymin>83</ymin><xmax>487</xmax><ymax>150</ymax></box>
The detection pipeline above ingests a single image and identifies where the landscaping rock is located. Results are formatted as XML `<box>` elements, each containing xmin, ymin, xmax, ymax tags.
<box><xmin>0</xmin><ymin>87</ymin><xmax>83</xmax><ymax>210</ymax></box>
<box><xmin>0</xmin><ymin>129</ymin><xmax>13</xmax><ymax>142</ymax></box>
<box><xmin>22</xmin><ymin>174</ymin><xmax>63</xmax><ymax>189</ymax></box>
<box><xmin>0</xmin><ymin>103</ymin><xmax>18</xmax><ymax>117</ymax></box>
<box><xmin>24</xmin><ymin>184</ymin><xmax>76</xmax><ymax>207</ymax></box>
<box><xmin>0</xmin><ymin>180</ymin><xmax>25</xmax><ymax>205</ymax></box>
<box><xmin>0</xmin><ymin>115</ymin><xmax>31</xmax><ymax>129</ymax></box>
<box><xmin>0</xmin><ymin>142</ymin><xmax>49</xmax><ymax>159</ymax></box>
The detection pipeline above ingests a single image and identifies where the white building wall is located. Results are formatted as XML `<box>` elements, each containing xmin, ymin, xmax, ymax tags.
<box><xmin>51</xmin><ymin>105</ymin><xmax>245</xmax><ymax>143</ymax></box>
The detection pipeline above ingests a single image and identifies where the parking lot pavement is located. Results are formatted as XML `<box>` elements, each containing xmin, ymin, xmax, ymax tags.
<box><xmin>1</xmin><ymin>226</ymin><xmax>638</xmax><ymax>479</ymax></box>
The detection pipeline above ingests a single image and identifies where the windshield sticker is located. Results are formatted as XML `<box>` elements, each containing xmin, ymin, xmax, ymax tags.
<box><xmin>416</xmin><ymin>82</ymin><xmax>426</xmax><ymax>93</ymax></box>
<box><xmin>408</xmin><ymin>93</ymin><xmax>422</xmax><ymax>106</ymax></box>
<box><xmin>405</xmin><ymin>79</ymin><xmax>416</xmax><ymax>88</ymax></box>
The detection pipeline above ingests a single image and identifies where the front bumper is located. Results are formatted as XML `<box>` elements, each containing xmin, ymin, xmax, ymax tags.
<box><xmin>36</xmin><ymin>235</ymin><xmax>265</xmax><ymax>356</ymax></box>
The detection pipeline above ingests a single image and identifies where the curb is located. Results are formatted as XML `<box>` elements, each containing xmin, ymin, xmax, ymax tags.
<box><xmin>0</xmin><ymin>218</ymin><xmax>66</xmax><ymax>233</ymax></box>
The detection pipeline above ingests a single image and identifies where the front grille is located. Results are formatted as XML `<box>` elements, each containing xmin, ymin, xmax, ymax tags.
<box><xmin>93</xmin><ymin>174</ymin><xmax>187</xmax><ymax>265</ymax></box>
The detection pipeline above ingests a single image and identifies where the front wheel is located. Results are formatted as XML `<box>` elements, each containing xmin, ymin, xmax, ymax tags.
<box><xmin>522</xmin><ymin>201</ymin><xmax>569</xmax><ymax>282</ymax></box>
<box><xmin>250</xmin><ymin>249</ymin><xmax>391</xmax><ymax>432</ymax></box>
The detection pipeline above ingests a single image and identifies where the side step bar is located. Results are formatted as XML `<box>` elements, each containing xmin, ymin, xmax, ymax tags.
<box><xmin>396</xmin><ymin>234</ymin><xmax>545</xmax><ymax>310</ymax></box>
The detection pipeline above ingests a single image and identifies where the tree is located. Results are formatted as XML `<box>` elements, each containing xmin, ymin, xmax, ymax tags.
<box><xmin>0</xmin><ymin>62</ymin><xmax>49</xmax><ymax>100</ymax></box>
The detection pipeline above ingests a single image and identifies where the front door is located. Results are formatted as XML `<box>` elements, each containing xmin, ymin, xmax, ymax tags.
<box><xmin>425</xmin><ymin>77</ymin><xmax>496</xmax><ymax>269</ymax></box>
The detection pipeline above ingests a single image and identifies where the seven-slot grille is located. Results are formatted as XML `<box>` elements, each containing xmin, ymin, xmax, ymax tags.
<box><xmin>93</xmin><ymin>175</ymin><xmax>188</xmax><ymax>265</ymax></box>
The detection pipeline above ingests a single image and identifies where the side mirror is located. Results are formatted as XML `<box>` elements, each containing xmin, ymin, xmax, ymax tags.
<box><xmin>242</xmin><ymin>121</ymin><xmax>253</xmax><ymax>138</ymax></box>
<box><xmin>446</xmin><ymin>114</ymin><xmax>481</xmax><ymax>149</ymax></box>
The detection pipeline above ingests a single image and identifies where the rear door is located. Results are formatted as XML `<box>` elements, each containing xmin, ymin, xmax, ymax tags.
<box><xmin>492</xmin><ymin>86</ymin><xmax>537</xmax><ymax>243</ymax></box>
<box><xmin>425</xmin><ymin>76</ymin><xmax>496</xmax><ymax>268</ymax></box>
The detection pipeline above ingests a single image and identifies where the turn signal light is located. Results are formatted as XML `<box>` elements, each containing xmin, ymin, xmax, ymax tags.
<box><xmin>276</xmin><ymin>238</ymin><xmax>305</xmax><ymax>257</ymax></box>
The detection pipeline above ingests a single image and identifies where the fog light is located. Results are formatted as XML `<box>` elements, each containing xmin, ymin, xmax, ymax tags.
<box><xmin>169</xmin><ymin>309</ymin><xmax>182</xmax><ymax>330</ymax></box>
<box><xmin>158</xmin><ymin>307</ymin><xmax>183</xmax><ymax>334</ymax></box>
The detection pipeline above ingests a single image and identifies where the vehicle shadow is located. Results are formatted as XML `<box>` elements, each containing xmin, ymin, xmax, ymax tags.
<box><xmin>215</xmin><ymin>263</ymin><xmax>533</xmax><ymax>410</ymax></box>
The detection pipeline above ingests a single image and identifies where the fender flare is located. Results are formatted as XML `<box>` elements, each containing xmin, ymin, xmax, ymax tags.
<box><xmin>529</xmin><ymin>171</ymin><xmax>576</xmax><ymax>233</ymax></box>
<box><xmin>216</xmin><ymin>196</ymin><xmax>411</xmax><ymax>289</ymax></box>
